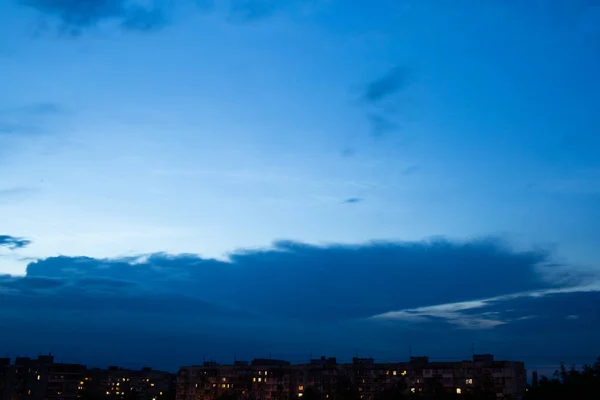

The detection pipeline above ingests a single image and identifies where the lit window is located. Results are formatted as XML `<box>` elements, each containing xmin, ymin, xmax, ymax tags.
<box><xmin>160</xmin><ymin>393</ymin><xmax>163</xmax><ymax>395</ymax></box>
<box><xmin>456</xmin><ymin>388</ymin><xmax>462</xmax><ymax>394</ymax></box>
<box><xmin>151</xmin><ymin>384</ymin><xmax>155</xmax><ymax>387</ymax></box>
<box><xmin>298</xmin><ymin>394</ymin><xmax>303</xmax><ymax>398</ymax></box>
<box><xmin>325</xmin><ymin>395</ymin><xmax>329</xmax><ymax>399</ymax></box>
<box><xmin>298</xmin><ymin>386</ymin><xmax>304</xmax><ymax>391</ymax></box>
<box><xmin>265</xmin><ymin>371</ymin><xmax>268</xmax><ymax>376</ymax></box>
<box><xmin>28</xmin><ymin>390</ymin><xmax>31</xmax><ymax>395</ymax></box>
<box><xmin>392</xmin><ymin>371</ymin><xmax>397</xmax><ymax>376</ymax></box>
<box><xmin>222</xmin><ymin>378</ymin><xmax>226</xmax><ymax>382</ymax></box>
<box><xmin>222</xmin><ymin>384</ymin><xmax>226</xmax><ymax>388</ymax></box>
<box><xmin>37</xmin><ymin>375</ymin><xmax>41</xmax><ymax>381</ymax></box>
<box><xmin>258</xmin><ymin>378</ymin><xmax>262</xmax><ymax>383</ymax></box>
<box><xmin>80</xmin><ymin>382</ymin><xmax>85</xmax><ymax>385</ymax></box>
<box><xmin>253</xmin><ymin>378</ymin><xmax>256</xmax><ymax>382</ymax></box>
<box><xmin>466</xmin><ymin>379</ymin><xmax>473</xmax><ymax>385</ymax></box>
<box><xmin>106</xmin><ymin>392</ymin><xmax>110</xmax><ymax>395</ymax></box>
<box><xmin>259</xmin><ymin>371</ymin><xmax>262</xmax><ymax>375</ymax></box>
<box><xmin>410</xmin><ymin>388</ymin><xmax>415</xmax><ymax>393</ymax></box>
<box><xmin>117</xmin><ymin>383</ymin><xmax>120</xmax><ymax>386</ymax></box>
<box><xmin>386</xmin><ymin>371</ymin><xmax>389</xmax><ymax>375</ymax></box>
<box><xmin>401</xmin><ymin>371</ymin><xmax>407</xmax><ymax>376</ymax></box>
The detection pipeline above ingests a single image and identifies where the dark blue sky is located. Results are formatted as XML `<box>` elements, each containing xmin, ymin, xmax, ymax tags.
<box><xmin>1</xmin><ymin>0</ymin><xmax>600</xmax><ymax>373</ymax></box>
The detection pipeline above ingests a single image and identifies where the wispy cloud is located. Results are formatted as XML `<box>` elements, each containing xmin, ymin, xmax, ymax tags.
<box><xmin>359</xmin><ymin>66</ymin><xmax>412</xmax><ymax>138</ymax></box>
<box><xmin>0</xmin><ymin>235</ymin><xmax>32</xmax><ymax>250</ymax></box>
<box><xmin>372</xmin><ymin>281</ymin><xmax>600</xmax><ymax>330</ymax></box>
<box><xmin>19</xmin><ymin>0</ymin><xmax>168</xmax><ymax>35</ymax></box>
<box><xmin>362</xmin><ymin>66</ymin><xmax>410</xmax><ymax>104</ymax></box>
<box><xmin>0</xmin><ymin>102</ymin><xmax>66</xmax><ymax>136</ymax></box>
<box><xmin>342</xmin><ymin>197</ymin><xmax>363</xmax><ymax>204</ymax></box>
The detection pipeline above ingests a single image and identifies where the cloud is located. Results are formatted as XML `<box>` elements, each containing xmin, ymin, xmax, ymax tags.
<box><xmin>0</xmin><ymin>235</ymin><xmax>31</xmax><ymax>249</ymax></box>
<box><xmin>228</xmin><ymin>0</ymin><xmax>282</xmax><ymax>22</ymax></box>
<box><xmin>362</xmin><ymin>66</ymin><xmax>410</xmax><ymax>104</ymax></box>
<box><xmin>0</xmin><ymin>102</ymin><xmax>66</xmax><ymax>136</ymax></box>
<box><xmin>0</xmin><ymin>188</ymin><xmax>37</xmax><ymax>203</ymax></box>
<box><xmin>359</xmin><ymin>66</ymin><xmax>411</xmax><ymax>137</ymax></box>
<box><xmin>227</xmin><ymin>0</ymin><xmax>322</xmax><ymax>23</ymax></box>
<box><xmin>2</xmin><ymin>237</ymin><xmax>597</xmax><ymax>369</ymax></box>
<box><xmin>19</xmin><ymin>0</ymin><xmax>168</xmax><ymax>34</ymax></box>
<box><xmin>367</xmin><ymin>113</ymin><xmax>399</xmax><ymax>138</ymax></box>
<box><xmin>342</xmin><ymin>197</ymin><xmax>363</xmax><ymax>204</ymax></box>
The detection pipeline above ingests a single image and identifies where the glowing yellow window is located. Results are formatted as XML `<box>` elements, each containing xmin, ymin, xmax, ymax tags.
<box><xmin>456</xmin><ymin>388</ymin><xmax>462</xmax><ymax>394</ymax></box>
<box><xmin>298</xmin><ymin>386</ymin><xmax>304</xmax><ymax>391</ymax></box>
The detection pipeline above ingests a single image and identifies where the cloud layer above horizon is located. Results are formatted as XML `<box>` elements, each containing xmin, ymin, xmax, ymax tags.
<box><xmin>2</xmin><ymin>235</ymin><xmax>599</xmax><ymax>370</ymax></box>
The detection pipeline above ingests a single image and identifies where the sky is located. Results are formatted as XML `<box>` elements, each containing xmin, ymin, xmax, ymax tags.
<box><xmin>1</xmin><ymin>0</ymin><xmax>600</xmax><ymax>373</ymax></box>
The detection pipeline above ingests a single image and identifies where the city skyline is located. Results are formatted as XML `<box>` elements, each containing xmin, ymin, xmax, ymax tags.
<box><xmin>1</xmin><ymin>0</ymin><xmax>600</xmax><ymax>376</ymax></box>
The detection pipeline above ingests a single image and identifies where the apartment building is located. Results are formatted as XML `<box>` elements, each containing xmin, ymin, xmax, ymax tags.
<box><xmin>409</xmin><ymin>354</ymin><xmax>526</xmax><ymax>398</ymax></box>
<box><xmin>82</xmin><ymin>366</ymin><xmax>174</xmax><ymax>400</ymax></box>
<box><xmin>1</xmin><ymin>357</ymin><xmax>174</xmax><ymax>400</ymax></box>
<box><xmin>0</xmin><ymin>358</ymin><xmax>14</xmax><ymax>400</ymax></box>
<box><xmin>177</xmin><ymin>354</ymin><xmax>526</xmax><ymax>400</ymax></box>
<box><xmin>4</xmin><ymin>355</ymin><xmax>87</xmax><ymax>400</ymax></box>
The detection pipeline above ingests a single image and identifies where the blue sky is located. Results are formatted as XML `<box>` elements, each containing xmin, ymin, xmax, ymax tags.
<box><xmin>1</xmin><ymin>0</ymin><xmax>600</xmax><ymax>372</ymax></box>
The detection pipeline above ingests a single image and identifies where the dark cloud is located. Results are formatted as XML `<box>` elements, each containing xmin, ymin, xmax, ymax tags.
<box><xmin>359</xmin><ymin>66</ymin><xmax>411</xmax><ymax>137</ymax></box>
<box><xmin>21</xmin><ymin>238</ymin><xmax>560</xmax><ymax>321</ymax></box>
<box><xmin>0</xmin><ymin>235</ymin><xmax>31</xmax><ymax>249</ymax></box>
<box><xmin>362</xmin><ymin>66</ymin><xmax>410</xmax><ymax>104</ymax></box>
<box><xmin>367</xmin><ymin>113</ymin><xmax>399</xmax><ymax>138</ymax></box>
<box><xmin>342</xmin><ymin>197</ymin><xmax>362</xmax><ymax>204</ymax></box>
<box><xmin>0</xmin><ymin>275</ymin><xmax>65</xmax><ymax>292</ymax></box>
<box><xmin>19</xmin><ymin>0</ymin><xmax>168</xmax><ymax>34</ymax></box>
<box><xmin>2</xmin><ymin>237</ymin><xmax>595</xmax><ymax>369</ymax></box>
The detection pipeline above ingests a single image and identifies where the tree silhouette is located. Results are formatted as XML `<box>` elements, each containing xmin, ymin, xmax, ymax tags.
<box><xmin>525</xmin><ymin>356</ymin><xmax>600</xmax><ymax>400</ymax></box>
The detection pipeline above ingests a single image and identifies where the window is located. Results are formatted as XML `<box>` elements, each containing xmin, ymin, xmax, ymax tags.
<box><xmin>466</xmin><ymin>379</ymin><xmax>473</xmax><ymax>385</ymax></box>
<box><xmin>456</xmin><ymin>388</ymin><xmax>462</xmax><ymax>394</ymax></box>
<box><xmin>258</xmin><ymin>378</ymin><xmax>262</xmax><ymax>383</ymax></box>
<box><xmin>253</xmin><ymin>378</ymin><xmax>256</xmax><ymax>382</ymax></box>
<box><xmin>392</xmin><ymin>371</ymin><xmax>397</xmax><ymax>376</ymax></box>
<box><xmin>298</xmin><ymin>386</ymin><xmax>304</xmax><ymax>391</ymax></box>
<box><xmin>222</xmin><ymin>378</ymin><xmax>226</xmax><ymax>382</ymax></box>
<box><xmin>410</xmin><ymin>388</ymin><xmax>415</xmax><ymax>393</ymax></box>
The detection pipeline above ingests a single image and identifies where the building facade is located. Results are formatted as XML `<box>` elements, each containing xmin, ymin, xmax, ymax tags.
<box><xmin>176</xmin><ymin>355</ymin><xmax>526</xmax><ymax>400</ymax></box>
